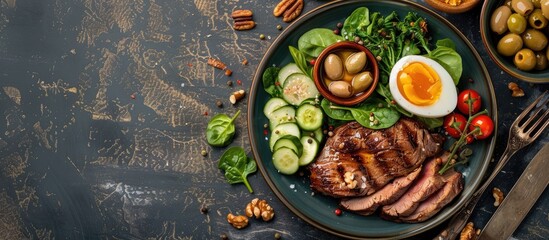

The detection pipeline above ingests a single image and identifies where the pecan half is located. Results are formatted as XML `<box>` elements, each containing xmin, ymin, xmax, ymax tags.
<box><xmin>273</xmin><ymin>0</ymin><xmax>296</xmax><ymax>17</ymax></box>
<box><xmin>232</xmin><ymin>9</ymin><xmax>255</xmax><ymax>31</ymax></box>
<box><xmin>282</xmin><ymin>0</ymin><xmax>303</xmax><ymax>22</ymax></box>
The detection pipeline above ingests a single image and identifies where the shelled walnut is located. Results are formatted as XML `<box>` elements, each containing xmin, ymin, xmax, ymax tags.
<box><xmin>227</xmin><ymin>213</ymin><xmax>249</xmax><ymax>229</ymax></box>
<box><xmin>492</xmin><ymin>187</ymin><xmax>504</xmax><ymax>207</ymax></box>
<box><xmin>245</xmin><ymin>198</ymin><xmax>275</xmax><ymax>221</ymax></box>
<box><xmin>459</xmin><ymin>222</ymin><xmax>477</xmax><ymax>240</ymax></box>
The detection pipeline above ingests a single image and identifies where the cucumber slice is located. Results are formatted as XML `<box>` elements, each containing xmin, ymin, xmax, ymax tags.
<box><xmin>273</xmin><ymin>135</ymin><xmax>303</xmax><ymax>157</ymax></box>
<box><xmin>298</xmin><ymin>136</ymin><xmax>319</xmax><ymax>166</ymax></box>
<box><xmin>268</xmin><ymin>105</ymin><xmax>296</xmax><ymax>130</ymax></box>
<box><xmin>296</xmin><ymin>103</ymin><xmax>324</xmax><ymax>131</ymax></box>
<box><xmin>263</xmin><ymin>97</ymin><xmax>288</xmax><ymax>119</ymax></box>
<box><xmin>272</xmin><ymin>147</ymin><xmax>300</xmax><ymax>175</ymax></box>
<box><xmin>302</xmin><ymin>127</ymin><xmax>324</xmax><ymax>144</ymax></box>
<box><xmin>277</xmin><ymin>63</ymin><xmax>302</xmax><ymax>87</ymax></box>
<box><xmin>269</xmin><ymin>123</ymin><xmax>301</xmax><ymax>151</ymax></box>
<box><xmin>282</xmin><ymin>73</ymin><xmax>319</xmax><ymax>106</ymax></box>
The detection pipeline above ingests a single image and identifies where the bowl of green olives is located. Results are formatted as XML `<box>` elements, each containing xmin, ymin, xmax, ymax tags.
<box><xmin>312</xmin><ymin>41</ymin><xmax>379</xmax><ymax>106</ymax></box>
<box><xmin>481</xmin><ymin>0</ymin><xmax>549</xmax><ymax>83</ymax></box>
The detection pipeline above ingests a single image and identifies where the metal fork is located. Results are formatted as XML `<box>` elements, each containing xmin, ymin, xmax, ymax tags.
<box><xmin>433</xmin><ymin>91</ymin><xmax>549</xmax><ymax>240</ymax></box>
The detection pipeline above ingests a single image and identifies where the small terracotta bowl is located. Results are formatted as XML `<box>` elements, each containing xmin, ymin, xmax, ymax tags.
<box><xmin>313</xmin><ymin>41</ymin><xmax>379</xmax><ymax>106</ymax></box>
<box><xmin>425</xmin><ymin>0</ymin><xmax>481</xmax><ymax>14</ymax></box>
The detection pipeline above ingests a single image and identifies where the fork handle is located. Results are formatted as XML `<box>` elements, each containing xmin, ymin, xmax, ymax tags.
<box><xmin>432</xmin><ymin>150</ymin><xmax>514</xmax><ymax>240</ymax></box>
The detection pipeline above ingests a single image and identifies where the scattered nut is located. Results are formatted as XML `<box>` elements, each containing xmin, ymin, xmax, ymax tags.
<box><xmin>231</xmin><ymin>9</ymin><xmax>255</xmax><ymax>31</ymax></box>
<box><xmin>229</xmin><ymin>90</ymin><xmax>246</xmax><ymax>104</ymax></box>
<box><xmin>227</xmin><ymin>213</ymin><xmax>249</xmax><ymax>229</ymax></box>
<box><xmin>242</xmin><ymin>59</ymin><xmax>248</xmax><ymax>65</ymax></box>
<box><xmin>459</xmin><ymin>222</ymin><xmax>476</xmax><ymax>240</ymax></box>
<box><xmin>216</xmin><ymin>99</ymin><xmax>224</xmax><ymax>108</ymax></box>
<box><xmin>207</xmin><ymin>58</ymin><xmax>227</xmax><ymax>70</ymax></box>
<box><xmin>225</xmin><ymin>69</ymin><xmax>233</xmax><ymax>76</ymax></box>
<box><xmin>508</xmin><ymin>82</ymin><xmax>525</xmax><ymax>97</ymax></box>
<box><xmin>273</xmin><ymin>0</ymin><xmax>304</xmax><ymax>22</ymax></box>
<box><xmin>245</xmin><ymin>198</ymin><xmax>275</xmax><ymax>221</ymax></box>
<box><xmin>492</xmin><ymin>187</ymin><xmax>504</xmax><ymax>207</ymax></box>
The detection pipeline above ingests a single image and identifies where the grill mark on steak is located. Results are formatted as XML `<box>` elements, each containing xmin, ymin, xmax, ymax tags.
<box><xmin>339</xmin><ymin>166</ymin><xmax>422</xmax><ymax>215</ymax></box>
<box><xmin>398</xmin><ymin>170</ymin><xmax>463</xmax><ymax>223</ymax></box>
<box><xmin>380</xmin><ymin>153</ymin><xmax>449</xmax><ymax>219</ymax></box>
<box><xmin>309</xmin><ymin>118</ymin><xmax>443</xmax><ymax>198</ymax></box>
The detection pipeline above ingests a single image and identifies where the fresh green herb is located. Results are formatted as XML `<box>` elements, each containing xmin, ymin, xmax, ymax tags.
<box><xmin>263</xmin><ymin>66</ymin><xmax>281</xmax><ymax>97</ymax></box>
<box><xmin>297</xmin><ymin>28</ymin><xmax>345</xmax><ymax>58</ymax></box>
<box><xmin>329</xmin><ymin>100</ymin><xmax>400</xmax><ymax>129</ymax></box>
<box><xmin>289</xmin><ymin>46</ymin><xmax>312</xmax><ymax>78</ymax></box>
<box><xmin>218</xmin><ymin>146</ymin><xmax>256</xmax><ymax>193</ymax></box>
<box><xmin>206</xmin><ymin>110</ymin><xmax>240</xmax><ymax>147</ymax></box>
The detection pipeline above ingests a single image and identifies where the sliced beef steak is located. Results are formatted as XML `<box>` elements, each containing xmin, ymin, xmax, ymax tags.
<box><xmin>380</xmin><ymin>153</ymin><xmax>448</xmax><ymax>219</ymax></box>
<box><xmin>339</xmin><ymin>166</ymin><xmax>422</xmax><ymax>215</ymax></box>
<box><xmin>398</xmin><ymin>170</ymin><xmax>463</xmax><ymax>223</ymax></box>
<box><xmin>309</xmin><ymin>118</ymin><xmax>444</xmax><ymax>198</ymax></box>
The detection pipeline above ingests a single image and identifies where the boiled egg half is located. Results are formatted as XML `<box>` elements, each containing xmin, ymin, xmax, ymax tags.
<box><xmin>389</xmin><ymin>55</ymin><xmax>457</xmax><ymax>118</ymax></box>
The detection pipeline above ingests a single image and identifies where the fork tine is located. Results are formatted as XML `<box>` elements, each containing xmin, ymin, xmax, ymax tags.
<box><xmin>525</xmin><ymin>107</ymin><xmax>549</xmax><ymax>139</ymax></box>
<box><xmin>516</xmin><ymin>91</ymin><xmax>548</xmax><ymax>127</ymax></box>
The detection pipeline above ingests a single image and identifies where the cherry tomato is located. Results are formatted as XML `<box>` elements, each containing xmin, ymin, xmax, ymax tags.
<box><xmin>457</xmin><ymin>89</ymin><xmax>482</xmax><ymax>115</ymax></box>
<box><xmin>469</xmin><ymin>114</ymin><xmax>494</xmax><ymax>140</ymax></box>
<box><xmin>443</xmin><ymin>112</ymin><xmax>467</xmax><ymax>138</ymax></box>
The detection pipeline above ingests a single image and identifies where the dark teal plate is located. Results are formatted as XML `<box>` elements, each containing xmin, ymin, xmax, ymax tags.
<box><xmin>248</xmin><ymin>0</ymin><xmax>497</xmax><ymax>239</ymax></box>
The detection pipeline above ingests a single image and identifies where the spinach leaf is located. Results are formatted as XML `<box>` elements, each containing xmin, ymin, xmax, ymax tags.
<box><xmin>341</xmin><ymin>7</ymin><xmax>370</xmax><ymax>40</ymax></box>
<box><xmin>263</xmin><ymin>66</ymin><xmax>281</xmax><ymax>97</ymax></box>
<box><xmin>416</xmin><ymin>116</ymin><xmax>444</xmax><ymax>129</ymax></box>
<box><xmin>289</xmin><ymin>46</ymin><xmax>311</xmax><ymax>79</ymax></box>
<box><xmin>427</xmin><ymin>39</ymin><xmax>462</xmax><ymax>85</ymax></box>
<box><xmin>218</xmin><ymin>146</ymin><xmax>256</xmax><ymax>193</ymax></box>
<box><xmin>321</xmin><ymin>98</ymin><xmax>354</xmax><ymax>121</ymax></box>
<box><xmin>435</xmin><ymin>38</ymin><xmax>456</xmax><ymax>50</ymax></box>
<box><xmin>206</xmin><ymin>110</ymin><xmax>240</xmax><ymax>147</ymax></box>
<box><xmin>330</xmin><ymin>100</ymin><xmax>400</xmax><ymax>129</ymax></box>
<box><xmin>298</xmin><ymin>28</ymin><xmax>345</xmax><ymax>57</ymax></box>
<box><xmin>375</xmin><ymin>84</ymin><xmax>413</xmax><ymax>117</ymax></box>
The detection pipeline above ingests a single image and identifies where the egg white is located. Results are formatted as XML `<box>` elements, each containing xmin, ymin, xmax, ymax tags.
<box><xmin>389</xmin><ymin>55</ymin><xmax>457</xmax><ymax>118</ymax></box>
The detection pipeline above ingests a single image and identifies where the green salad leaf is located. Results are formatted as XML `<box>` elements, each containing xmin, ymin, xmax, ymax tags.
<box><xmin>328</xmin><ymin>99</ymin><xmax>401</xmax><ymax>129</ymax></box>
<box><xmin>428</xmin><ymin>39</ymin><xmax>462</xmax><ymax>85</ymax></box>
<box><xmin>218</xmin><ymin>146</ymin><xmax>256</xmax><ymax>193</ymax></box>
<box><xmin>263</xmin><ymin>66</ymin><xmax>281</xmax><ymax>97</ymax></box>
<box><xmin>206</xmin><ymin>110</ymin><xmax>240</xmax><ymax>147</ymax></box>
<box><xmin>289</xmin><ymin>46</ymin><xmax>312</xmax><ymax>78</ymax></box>
<box><xmin>298</xmin><ymin>28</ymin><xmax>345</xmax><ymax>57</ymax></box>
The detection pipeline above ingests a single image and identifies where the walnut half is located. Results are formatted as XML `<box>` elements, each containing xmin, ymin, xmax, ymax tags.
<box><xmin>245</xmin><ymin>198</ymin><xmax>275</xmax><ymax>221</ymax></box>
<box><xmin>227</xmin><ymin>213</ymin><xmax>249</xmax><ymax>229</ymax></box>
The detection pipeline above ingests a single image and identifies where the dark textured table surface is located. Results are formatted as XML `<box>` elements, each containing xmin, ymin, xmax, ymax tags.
<box><xmin>0</xmin><ymin>0</ymin><xmax>547</xmax><ymax>239</ymax></box>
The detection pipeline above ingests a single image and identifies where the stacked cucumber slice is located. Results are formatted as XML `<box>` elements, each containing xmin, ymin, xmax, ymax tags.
<box><xmin>263</xmin><ymin>63</ymin><xmax>324</xmax><ymax>175</ymax></box>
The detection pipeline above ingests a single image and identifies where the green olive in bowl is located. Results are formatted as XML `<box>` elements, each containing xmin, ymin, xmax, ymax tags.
<box><xmin>514</xmin><ymin>48</ymin><xmax>537</xmax><ymax>71</ymax></box>
<box><xmin>528</xmin><ymin>9</ymin><xmax>548</xmax><ymax>29</ymax></box>
<box><xmin>535</xmin><ymin>51</ymin><xmax>548</xmax><ymax>70</ymax></box>
<box><xmin>507</xmin><ymin>13</ymin><xmax>527</xmax><ymax>33</ymax></box>
<box><xmin>511</xmin><ymin>0</ymin><xmax>534</xmax><ymax>15</ymax></box>
<box><xmin>522</xmin><ymin>29</ymin><xmax>548</xmax><ymax>51</ymax></box>
<box><xmin>497</xmin><ymin>33</ymin><xmax>523</xmax><ymax>56</ymax></box>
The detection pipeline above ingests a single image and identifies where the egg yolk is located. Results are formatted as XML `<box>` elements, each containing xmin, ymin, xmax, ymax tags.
<box><xmin>396</xmin><ymin>62</ymin><xmax>442</xmax><ymax>106</ymax></box>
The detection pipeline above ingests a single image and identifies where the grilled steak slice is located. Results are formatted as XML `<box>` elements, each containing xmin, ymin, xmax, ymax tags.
<box><xmin>398</xmin><ymin>170</ymin><xmax>463</xmax><ymax>223</ymax></box>
<box><xmin>380</xmin><ymin>153</ymin><xmax>448</xmax><ymax>218</ymax></box>
<box><xmin>309</xmin><ymin>118</ymin><xmax>444</xmax><ymax>198</ymax></box>
<box><xmin>339</xmin><ymin>166</ymin><xmax>422</xmax><ymax>215</ymax></box>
